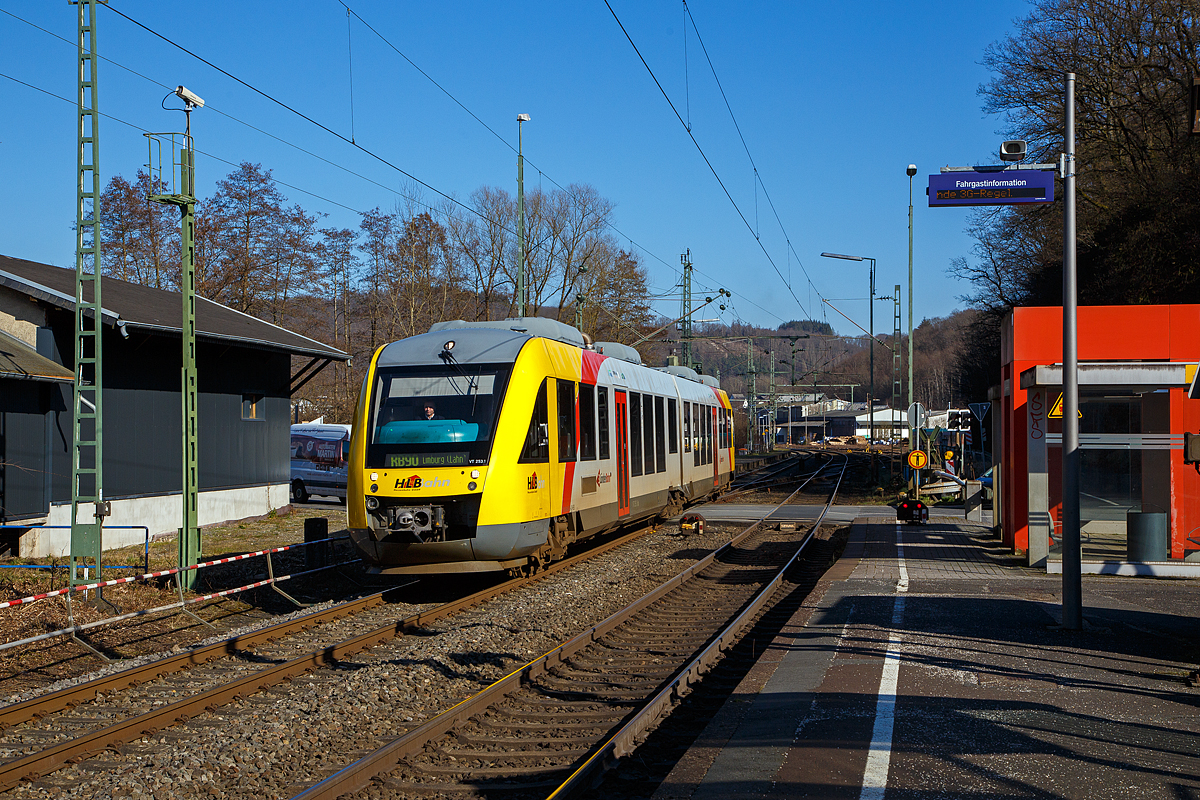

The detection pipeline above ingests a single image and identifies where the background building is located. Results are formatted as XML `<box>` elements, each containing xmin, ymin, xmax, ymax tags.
<box><xmin>0</xmin><ymin>255</ymin><xmax>348</xmax><ymax>557</ymax></box>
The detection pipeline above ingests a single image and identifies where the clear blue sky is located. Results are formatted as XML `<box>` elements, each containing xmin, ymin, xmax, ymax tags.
<box><xmin>1</xmin><ymin>0</ymin><xmax>1033</xmax><ymax>337</ymax></box>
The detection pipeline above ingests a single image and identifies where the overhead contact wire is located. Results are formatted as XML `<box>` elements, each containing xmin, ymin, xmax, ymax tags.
<box><xmin>604</xmin><ymin>0</ymin><xmax>812</xmax><ymax>320</ymax></box>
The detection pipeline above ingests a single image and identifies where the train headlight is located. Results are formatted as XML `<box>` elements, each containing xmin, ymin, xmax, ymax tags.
<box><xmin>470</xmin><ymin>469</ymin><xmax>480</xmax><ymax>479</ymax></box>
<box><xmin>365</xmin><ymin>496</ymin><xmax>380</xmax><ymax>511</ymax></box>
<box><xmin>468</xmin><ymin>481</ymin><xmax>477</xmax><ymax>491</ymax></box>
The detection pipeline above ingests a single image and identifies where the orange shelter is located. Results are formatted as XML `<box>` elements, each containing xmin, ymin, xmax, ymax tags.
<box><xmin>999</xmin><ymin>305</ymin><xmax>1200</xmax><ymax>566</ymax></box>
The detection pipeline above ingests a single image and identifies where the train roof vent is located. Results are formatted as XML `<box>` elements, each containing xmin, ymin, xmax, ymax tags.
<box><xmin>697</xmin><ymin>374</ymin><xmax>721</xmax><ymax>389</ymax></box>
<box><xmin>594</xmin><ymin>341</ymin><xmax>643</xmax><ymax>366</ymax></box>
<box><xmin>428</xmin><ymin>317</ymin><xmax>586</xmax><ymax>348</ymax></box>
<box><xmin>659</xmin><ymin>365</ymin><xmax>700</xmax><ymax>382</ymax></box>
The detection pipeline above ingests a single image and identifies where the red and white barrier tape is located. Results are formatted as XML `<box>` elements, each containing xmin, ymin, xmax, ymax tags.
<box><xmin>0</xmin><ymin>535</ymin><xmax>346</xmax><ymax>610</ymax></box>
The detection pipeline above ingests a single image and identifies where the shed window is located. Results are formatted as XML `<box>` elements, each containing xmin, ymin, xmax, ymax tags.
<box><xmin>242</xmin><ymin>394</ymin><xmax>263</xmax><ymax>420</ymax></box>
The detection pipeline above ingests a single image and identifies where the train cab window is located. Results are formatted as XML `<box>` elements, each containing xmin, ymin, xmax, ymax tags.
<box><xmin>693</xmin><ymin>404</ymin><xmax>701</xmax><ymax>466</ymax></box>
<box><xmin>668</xmin><ymin>399</ymin><xmax>678</xmax><ymax>454</ymax></box>
<box><xmin>519</xmin><ymin>379</ymin><xmax>550</xmax><ymax>463</ymax></box>
<box><xmin>643</xmin><ymin>394</ymin><xmax>655</xmax><ymax>475</ymax></box>
<box><xmin>368</xmin><ymin>364</ymin><xmax>512</xmax><ymax>468</ymax></box>
<box><xmin>579</xmin><ymin>384</ymin><xmax>597</xmax><ymax>461</ymax></box>
<box><xmin>598</xmin><ymin>387</ymin><xmax>610</xmax><ymax>460</ymax></box>
<box><xmin>629</xmin><ymin>393</ymin><xmax>643</xmax><ymax>476</ymax></box>
<box><xmin>557</xmin><ymin>379</ymin><xmax>577</xmax><ymax>462</ymax></box>
<box><xmin>654</xmin><ymin>396</ymin><xmax>667</xmax><ymax>473</ymax></box>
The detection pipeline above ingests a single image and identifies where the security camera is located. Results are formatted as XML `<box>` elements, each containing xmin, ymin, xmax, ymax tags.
<box><xmin>999</xmin><ymin>140</ymin><xmax>1027</xmax><ymax>162</ymax></box>
<box><xmin>174</xmin><ymin>85</ymin><xmax>204</xmax><ymax>109</ymax></box>
<box><xmin>906</xmin><ymin>164</ymin><xmax>917</xmax><ymax>177</ymax></box>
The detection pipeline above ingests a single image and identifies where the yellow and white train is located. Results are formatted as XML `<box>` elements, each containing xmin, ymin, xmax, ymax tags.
<box><xmin>347</xmin><ymin>318</ymin><xmax>734</xmax><ymax>575</ymax></box>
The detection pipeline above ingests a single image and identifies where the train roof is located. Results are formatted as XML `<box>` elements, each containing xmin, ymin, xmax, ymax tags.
<box><xmin>429</xmin><ymin>317</ymin><xmax>586</xmax><ymax>348</ymax></box>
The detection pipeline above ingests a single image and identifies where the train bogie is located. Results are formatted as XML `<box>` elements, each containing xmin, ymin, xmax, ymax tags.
<box><xmin>347</xmin><ymin>318</ymin><xmax>734</xmax><ymax>575</ymax></box>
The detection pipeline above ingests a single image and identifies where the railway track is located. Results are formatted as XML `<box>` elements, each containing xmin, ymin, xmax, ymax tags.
<box><xmin>292</xmin><ymin>453</ymin><xmax>847</xmax><ymax>800</ymax></box>
<box><xmin>0</xmin><ymin>456</ymin><xmax>802</xmax><ymax>795</ymax></box>
<box><xmin>0</xmin><ymin>521</ymin><xmax>674</xmax><ymax>793</ymax></box>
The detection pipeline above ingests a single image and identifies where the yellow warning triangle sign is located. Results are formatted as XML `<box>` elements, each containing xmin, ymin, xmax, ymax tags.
<box><xmin>1047</xmin><ymin>392</ymin><xmax>1082</xmax><ymax>419</ymax></box>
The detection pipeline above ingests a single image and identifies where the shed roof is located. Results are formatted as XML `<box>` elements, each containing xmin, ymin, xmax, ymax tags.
<box><xmin>0</xmin><ymin>329</ymin><xmax>74</xmax><ymax>383</ymax></box>
<box><xmin>0</xmin><ymin>255</ymin><xmax>348</xmax><ymax>360</ymax></box>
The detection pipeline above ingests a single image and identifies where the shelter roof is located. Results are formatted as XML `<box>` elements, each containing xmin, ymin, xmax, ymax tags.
<box><xmin>0</xmin><ymin>255</ymin><xmax>348</xmax><ymax>360</ymax></box>
<box><xmin>1019</xmin><ymin>362</ymin><xmax>1196</xmax><ymax>392</ymax></box>
<box><xmin>0</xmin><ymin>329</ymin><xmax>73</xmax><ymax>383</ymax></box>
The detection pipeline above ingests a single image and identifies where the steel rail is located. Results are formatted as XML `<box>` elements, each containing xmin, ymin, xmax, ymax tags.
<box><xmin>291</xmin><ymin>456</ymin><xmax>844</xmax><ymax>800</ymax></box>
<box><xmin>0</xmin><ymin>518</ymin><xmax>669</xmax><ymax>792</ymax></box>
<box><xmin>548</xmin><ymin>453</ymin><xmax>848</xmax><ymax>797</ymax></box>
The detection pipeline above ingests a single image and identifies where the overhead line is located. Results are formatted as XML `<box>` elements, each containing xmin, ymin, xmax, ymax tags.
<box><xmin>682</xmin><ymin>1</ymin><xmax>824</xmax><ymax>302</ymax></box>
<box><xmin>602</xmin><ymin>0</ymin><xmax>812</xmax><ymax>321</ymax></box>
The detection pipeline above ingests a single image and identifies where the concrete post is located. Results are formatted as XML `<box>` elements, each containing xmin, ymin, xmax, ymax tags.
<box><xmin>965</xmin><ymin>480</ymin><xmax>983</xmax><ymax>522</ymax></box>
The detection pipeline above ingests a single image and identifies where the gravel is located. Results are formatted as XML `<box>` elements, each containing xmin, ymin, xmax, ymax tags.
<box><xmin>5</xmin><ymin>521</ymin><xmax>743</xmax><ymax>800</ymax></box>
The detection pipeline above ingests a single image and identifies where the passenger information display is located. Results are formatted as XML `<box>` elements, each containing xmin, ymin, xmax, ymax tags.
<box><xmin>928</xmin><ymin>169</ymin><xmax>1054</xmax><ymax>207</ymax></box>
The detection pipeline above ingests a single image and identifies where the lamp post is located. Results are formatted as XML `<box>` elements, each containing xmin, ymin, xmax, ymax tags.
<box><xmin>516</xmin><ymin>113</ymin><xmax>530</xmax><ymax>318</ymax></box>
<box><xmin>906</xmin><ymin>164</ymin><xmax>917</xmax><ymax>449</ymax></box>
<box><xmin>821</xmin><ymin>252</ymin><xmax>876</xmax><ymax>452</ymax></box>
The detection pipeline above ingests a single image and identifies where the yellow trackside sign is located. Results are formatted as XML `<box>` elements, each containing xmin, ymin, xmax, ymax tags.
<box><xmin>1047</xmin><ymin>393</ymin><xmax>1082</xmax><ymax>419</ymax></box>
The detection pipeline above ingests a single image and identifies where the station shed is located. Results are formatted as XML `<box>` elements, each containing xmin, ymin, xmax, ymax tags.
<box><xmin>999</xmin><ymin>304</ymin><xmax>1200</xmax><ymax>571</ymax></box>
<box><xmin>0</xmin><ymin>255</ymin><xmax>348</xmax><ymax>557</ymax></box>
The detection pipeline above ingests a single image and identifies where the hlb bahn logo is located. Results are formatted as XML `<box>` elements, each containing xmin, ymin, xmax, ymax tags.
<box><xmin>394</xmin><ymin>475</ymin><xmax>450</xmax><ymax>490</ymax></box>
<box><xmin>527</xmin><ymin>472</ymin><xmax>544</xmax><ymax>491</ymax></box>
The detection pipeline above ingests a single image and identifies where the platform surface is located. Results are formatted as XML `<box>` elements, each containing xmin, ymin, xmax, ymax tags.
<box><xmin>653</xmin><ymin>516</ymin><xmax>1200</xmax><ymax>800</ymax></box>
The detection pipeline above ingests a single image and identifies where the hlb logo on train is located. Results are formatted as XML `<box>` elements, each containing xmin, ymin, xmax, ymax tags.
<box><xmin>527</xmin><ymin>472</ymin><xmax>544</xmax><ymax>491</ymax></box>
<box><xmin>395</xmin><ymin>475</ymin><xmax>450</xmax><ymax>490</ymax></box>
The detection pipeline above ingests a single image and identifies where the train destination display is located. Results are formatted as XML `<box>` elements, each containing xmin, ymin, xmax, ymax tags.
<box><xmin>928</xmin><ymin>169</ymin><xmax>1054</xmax><ymax>207</ymax></box>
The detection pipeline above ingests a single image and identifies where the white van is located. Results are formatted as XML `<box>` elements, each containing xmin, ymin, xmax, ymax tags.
<box><xmin>290</xmin><ymin>424</ymin><xmax>352</xmax><ymax>503</ymax></box>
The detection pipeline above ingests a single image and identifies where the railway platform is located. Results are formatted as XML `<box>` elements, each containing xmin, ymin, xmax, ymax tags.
<box><xmin>652</xmin><ymin>515</ymin><xmax>1200</xmax><ymax>799</ymax></box>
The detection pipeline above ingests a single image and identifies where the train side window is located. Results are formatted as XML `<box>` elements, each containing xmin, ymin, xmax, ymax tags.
<box><xmin>630</xmin><ymin>393</ymin><xmax>643</xmax><ymax>476</ymax></box>
<box><xmin>519</xmin><ymin>379</ymin><xmax>549</xmax><ymax>463</ymax></box>
<box><xmin>703</xmin><ymin>405</ymin><xmax>711</xmax><ymax>465</ymax></box>
<box><xmin>683</xmin><ymin>401</ymin><xmax>691</xmax><ymax>453</ymax></box>
<box><xmin>557</xmin><ymin>379</ymin><xmax>577</xmax><ymax>462</ymax></box>
<box><xmin>693</xmin><ymin>404</ymin><xmax>701</xmax><ymax>466</ymax></box>
<box><xmin>667</xmin><ymin>398</ymin><xmax>678</xmax><ymax>454</ymax></box>
<box><xmin>598</xmin><ymin>387</ymin><xmax>610</xmax><ymax>460</ymax></box>
<box><xmin>654</xmin><ymin>396</ymin><xmax>667</xmax><ymax>473</ymax></box>
<box><xmin>643</xmin><ymin>394</ymin><xmax>655</xmax><ymax>475</ymax></box>
<box><xmin>579</xmin><ymin>384</ymin><xmax>597</xmax><ymax>461</ymax></box>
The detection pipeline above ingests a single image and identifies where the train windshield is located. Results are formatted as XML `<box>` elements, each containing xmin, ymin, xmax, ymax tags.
<box><xmin>366</xmin><ymin>365</ymin><xmax>511</xmax><ymax>468</ymax></box>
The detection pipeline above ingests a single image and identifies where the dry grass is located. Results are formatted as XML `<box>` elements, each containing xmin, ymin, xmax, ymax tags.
<box><xmin>0</xmin><ymin>504</ymin><xmax>358</xmax><ymax>697</ymax></box>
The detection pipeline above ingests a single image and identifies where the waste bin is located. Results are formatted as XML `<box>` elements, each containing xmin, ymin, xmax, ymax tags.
<box><xmin>1126</xmin><ymin>511</ymin><xmax>1168</xmax><ymax>562</ymax></box>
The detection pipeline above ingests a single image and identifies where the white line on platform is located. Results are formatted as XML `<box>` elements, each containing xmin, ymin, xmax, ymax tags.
<box><xmin>859</xmin><ymin>523</ymin><xmax>907</xmax><ymax>800</ymax></box>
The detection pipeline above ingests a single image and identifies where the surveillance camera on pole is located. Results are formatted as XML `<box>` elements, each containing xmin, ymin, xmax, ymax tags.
<box><xmin>999</xmin><ymin>140</ymin><xmax>1027</xmax><ymax>162</ymax></box>
<box><xmin>174</xmin><ymin>85</ymin><xmax>204</xmax><ymax>109</ymax></box>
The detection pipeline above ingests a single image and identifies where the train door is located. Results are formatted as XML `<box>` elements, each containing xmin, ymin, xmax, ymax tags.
<box><xmin>711</xmin><ymin>406</ymin><xmax>719</xmax><ymax>487</ymax></box>
<box><xmin>615</xmin><ymin>390</ymin><xmax>630</xmax><ymax>516</ymax></box>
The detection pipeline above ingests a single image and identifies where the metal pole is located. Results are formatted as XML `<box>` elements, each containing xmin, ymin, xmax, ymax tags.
<box><xmin>868</xmin><ymin>257</ymin><xmax>875</xmax><ymax>452</ymax></box>
<box><xmin>1061</xmin><ymin>73</ymin><xmax>1082</xmax><ymax>629</ymax></box>
<box><xmin>516</xmin><ymin>114</ymin><xmax>528</xmax><ymax>318</ymax></box>
<box><xmin>907</xmin><ymin>166</ymin><xmax>916</xmax><ymax>449</ymax></box>
<box><xmin>179</xmin><ymin>116</ymin><xmax>199</xmax><ymax>590</ymax></box>
<box><xmin>71</xmin><ymin>0</ymin><xmax>106</xmax><ymax>594</ymax></box>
